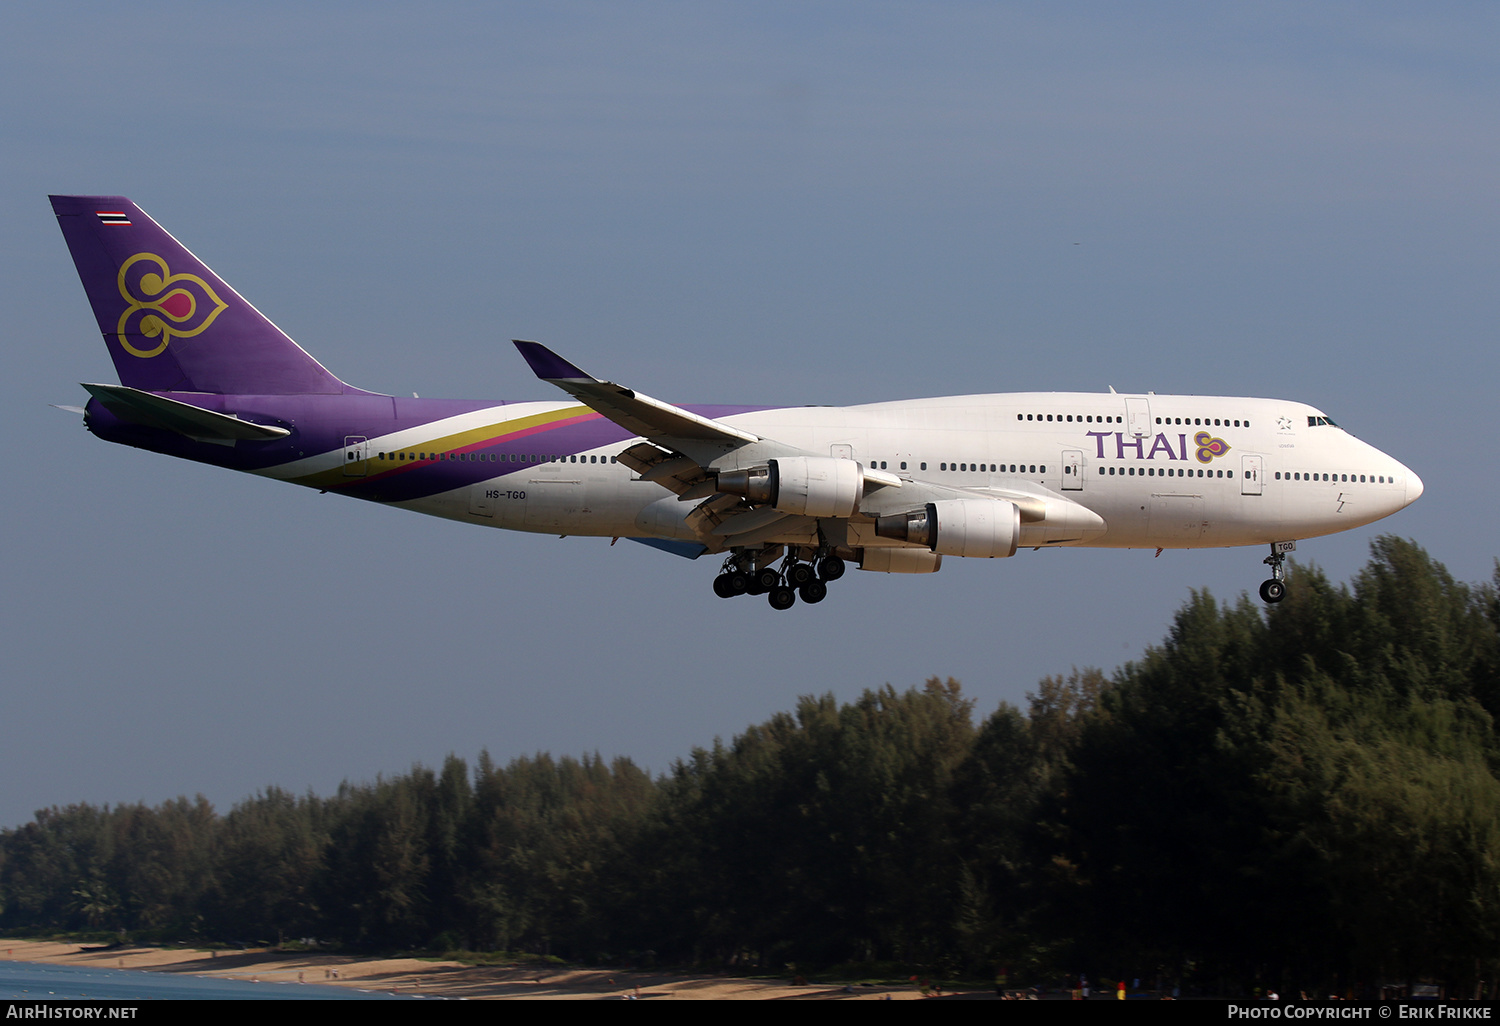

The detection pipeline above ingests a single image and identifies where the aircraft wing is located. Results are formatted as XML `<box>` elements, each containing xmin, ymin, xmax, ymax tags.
<box><xmin>511</xmin><ymin>341</ymin><xmax>1105</xmax><ymax>550</ymax></box>
<box><xmin>513</xmin><ymin>340</ymin><xmax>760</xmax><ymax>448</ymax></box>
<box><xmin>512</xmin><ymin>341</ymin><xmax>902</xmax><ymax>483</ymax></box>
<box><xmin>514</xmin><ymin>340</ymin><xmax>901</xmax><ymax>547</ymax></box>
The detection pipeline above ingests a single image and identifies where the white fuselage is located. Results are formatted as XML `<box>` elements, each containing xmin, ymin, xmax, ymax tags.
<box><xmin>339</xmin><ymin>390</ymin><xmax>1419</xmax><ymax>554</ymax></box>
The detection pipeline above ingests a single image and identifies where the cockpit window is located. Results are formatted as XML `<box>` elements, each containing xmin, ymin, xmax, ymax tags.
<box><xmin>1307</xmin><ymin>415</ymin><xmax>1339</xmax><ymax>427</ymax></box>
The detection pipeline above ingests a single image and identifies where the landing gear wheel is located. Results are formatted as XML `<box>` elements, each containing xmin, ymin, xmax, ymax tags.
<box><xmin>768</xmin><ymin>585</ymin><xmax>797</xmax><ymax>610</ymax></box>
<box><xmin>755</xmin><ymin>567</ymin><xmax>782</xmax><ymax>592</ymax></box>
<box><xmin>787</xmin><ymin>562</ymin><xmax>815</xmax><ymax>587</ymax></box>
<box><xmin>818</xmin><ymin>555</ymin><xmax>846</xmax><ymax>581</ymax></box>
<box><xmin>745</xmin><ymin>574</ymin><xmax>768</xmax><ymax>596</ymax></box>
<box><xmin>714</xmin><ymin>573</ymin><xmax>748</xmax><ymax>598</ymax></box>
<box><xmin>1260</xmin><ymin>543</ymin><xmax>1290</xmax><ymax>604</ymax></box>
<box><xmin>798</xmin><ymin>579</ymin><xmax>828</xmax><ymax>604</ymax></box>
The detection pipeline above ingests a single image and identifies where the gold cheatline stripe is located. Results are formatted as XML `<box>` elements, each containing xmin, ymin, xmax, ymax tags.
<box><xmin>290</xmin><ymin>405</ymin><xmax>596</xmax><ymax>490</ymax></box>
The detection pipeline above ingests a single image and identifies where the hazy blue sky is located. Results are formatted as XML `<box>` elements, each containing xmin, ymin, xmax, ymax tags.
<box><xmin>2</xmin><ymin>2</ymin><xmax>1492</xmax><ymax>828</ymax></box>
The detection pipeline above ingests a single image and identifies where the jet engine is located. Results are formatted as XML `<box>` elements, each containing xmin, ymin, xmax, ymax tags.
<box><xmin>716</xmin><ymin>456</ymin><xmax>863</xmax><ymax>518</ymax></box>
<box><xmin>874</xmin><ymin>499</ymin><xmax>1021</xmax><ymax>558</ymax></box>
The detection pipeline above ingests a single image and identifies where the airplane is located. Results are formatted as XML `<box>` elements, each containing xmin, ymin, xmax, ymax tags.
<box><xmin>50</xmin><ymin>195</ymin><xmax>1423</xmax><ymax>610</ymax></box>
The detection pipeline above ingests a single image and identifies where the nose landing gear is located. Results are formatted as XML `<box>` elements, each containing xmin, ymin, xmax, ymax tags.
<box><xmin>1259</xmin><ymin>542</ymin><xmax>1292</xmax><ymax>604</ymax></box>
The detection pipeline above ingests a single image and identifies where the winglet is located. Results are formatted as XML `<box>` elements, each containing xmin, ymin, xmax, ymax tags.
<box><xmin>513</xmin><ymin>340</ymin><xmax>595</xmax><ymax>383</ymax></box>
<box><xmin>511</xmin><ymin>340</ymin><xmax>758</xmax><ymax>447</ymax></box>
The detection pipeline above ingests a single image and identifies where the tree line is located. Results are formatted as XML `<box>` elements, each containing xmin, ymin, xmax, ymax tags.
<box><xmin>3</xmin><ymin>536</ymin><xmax>1498</xmax><ymax>997</ymax></box>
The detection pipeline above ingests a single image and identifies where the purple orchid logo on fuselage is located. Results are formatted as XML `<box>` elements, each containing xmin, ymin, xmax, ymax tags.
<box><xmin>1194</xmin><ymin>431</ymin><xmax>1231</xmax><ymax>464</ymax></box>
<box><xmin>1084</xmin><ymin>430</ymin><xmax>1232</xmax><ymax>464</ymax></box>
<box><xmin>115</xmin><ymin>252</ymin><xmax>228</xmax><ymax>358</ymax></box>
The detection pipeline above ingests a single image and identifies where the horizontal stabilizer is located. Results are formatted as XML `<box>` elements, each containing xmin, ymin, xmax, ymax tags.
<box><xmin>81</xmin><ymin>383</ymin><xmax>290</xmax><ymax>443</ymax></box>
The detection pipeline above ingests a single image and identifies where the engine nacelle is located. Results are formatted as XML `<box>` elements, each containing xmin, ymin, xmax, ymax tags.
<box><xmin>874</xmin><ymin>499</ymin><xmax>1021</xmax><ymax>558</ymax></box>
<box><xmin>858</xmin><ymin>547</ymin><xmax>943</xmax><ymax>573</ymax></box>
<box><xmin>716</xmin><ymin>456</ymin><xmax>863</xmax><ymax>518</ymax></box>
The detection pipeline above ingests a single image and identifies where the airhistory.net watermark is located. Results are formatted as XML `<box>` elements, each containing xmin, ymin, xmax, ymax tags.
<box><xmin>5</xmin><ymin>1009</ymin><xmax>137</xmax><ymax>1019</ymax></box>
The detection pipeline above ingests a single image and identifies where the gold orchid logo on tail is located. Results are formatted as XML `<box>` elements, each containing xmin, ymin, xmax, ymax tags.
<box><xmin>115</xmin><ymin>253</ymin><xmax>228</xmax><ymax>357</ymax></box>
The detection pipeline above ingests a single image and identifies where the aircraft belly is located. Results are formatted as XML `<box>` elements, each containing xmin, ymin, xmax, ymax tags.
<box><xmin>1147</xmin><ymin>494</ymin><xmax>1207</xmax><ymax>545</ymax></box>
<box><xmin>632</xmin><ymin>495</ymin><xmax>690</xmax><ymax>541</ymax></box>
<box><xmin>523</xmin><ymin>477</ymin><xmax>581</xmax><ymax>529</ymax></box>
<box><xmin>521</xmin><ymin>470</ymin><xmax>642</xmax><ymax>535</ymax></box>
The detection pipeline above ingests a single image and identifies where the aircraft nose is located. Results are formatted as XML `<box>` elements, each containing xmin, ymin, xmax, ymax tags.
<box><xmin>1405</xmin><ymin>468</ymin><xmax>1424</xmax><ymax>506</ymax></box>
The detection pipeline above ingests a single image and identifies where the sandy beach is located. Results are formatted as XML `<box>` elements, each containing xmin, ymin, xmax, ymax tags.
<box><xmin>0</xmin><ymin>939</ymin><xmax>932</xmax><ymax>1000</ymax></box>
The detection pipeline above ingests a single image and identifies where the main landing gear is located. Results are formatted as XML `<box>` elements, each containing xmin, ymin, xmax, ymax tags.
<box><xmin>713</xmin><ymin>547</ymin><xmax>846</xmax><ymax>610</ymax></box>
<box><xmin>1259</xmin><ymin>544</ymin><xmax>1289</xmax><ymax>604</ymax></box>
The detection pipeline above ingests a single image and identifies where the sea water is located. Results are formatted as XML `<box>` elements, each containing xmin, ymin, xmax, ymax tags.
<box><xmin>0</xmin><ymin>960</ymin><xmax>413</xmax><ymax>1000</ymax></box>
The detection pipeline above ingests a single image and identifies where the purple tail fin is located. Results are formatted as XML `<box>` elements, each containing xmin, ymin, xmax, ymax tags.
<box><xmin>50</xmin><ymin>195</ymin><xmax>353</xmax><ymax>395</ymax></box>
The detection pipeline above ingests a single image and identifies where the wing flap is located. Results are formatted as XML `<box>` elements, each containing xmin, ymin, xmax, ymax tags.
<box><xmin>616</xmin><ymin>441</ymin><xmax>714</xmax><ymax>497</ymax></box>
<box><xmin>710</xmin><ymin>506</ymin><xmax>792</xmax><ymax>537</ymax></box>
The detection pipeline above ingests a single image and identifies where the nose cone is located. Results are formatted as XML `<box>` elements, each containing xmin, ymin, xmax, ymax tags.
<box><xmin>1405</xmin><ymin>468</ymin><xmax>1424</xmax><ymax>506</ymax></box>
